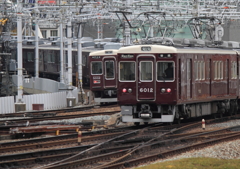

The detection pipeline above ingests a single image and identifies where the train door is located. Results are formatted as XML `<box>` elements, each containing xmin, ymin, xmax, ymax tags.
<box><xmin>103</xmin><ymin>57</ymin><xmax>116</xmax><ymax>88</ymax></box>
<box><xmin>186</xmin><ymin>58</ymin><xmax>192</xmax><ymax>99</ymax></box>
<box><xmin>178</xmin><ymin>58</ymin><xmax>181</xmax><ymax>99</ymax></box>
<box><xmin>226</xmin><ymin>59</ymin><xmax>229</xmax><ymax>95</ymax></box>
<box><xmin>137</xmin><ymin>55</ymin><xmax>155</xmax><ymax>100</ymax></box>
<box><xmin>208</xmin><ymin>59</ymin><xmax>212</xmax><ymax>96</ymax></box>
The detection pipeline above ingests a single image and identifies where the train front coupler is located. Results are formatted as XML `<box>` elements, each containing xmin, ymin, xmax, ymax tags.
<box><xmin>138</xmin><ymin>104</ymin><xmax>153</xmax><ymax>118</ymax></box>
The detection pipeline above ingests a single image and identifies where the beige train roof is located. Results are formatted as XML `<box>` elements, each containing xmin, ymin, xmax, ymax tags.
<box><xmin>118</xmin><ymin>45</ymin><xmax>177</xmax><ymax>53</ymax></box>
<box><xmin>177</xmin><ymin>48</ymin><xmax>237</xmax><ymax>54</ymax></box>
<box><xmin>89</xmin><ymin>49</ymin><xmax>118</xmax><ymax>56</ymax></box>
<box><xmin>117</xmin><ymin>45</ymin><xmax>238</xmax><ymax>55</ymax></box>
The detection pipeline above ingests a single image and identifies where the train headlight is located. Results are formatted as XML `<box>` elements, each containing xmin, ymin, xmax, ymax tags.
<box><xmin>161</xmin><ymin>88</ymin><xmax>166</xmax><ymax>93</ymax></box>
<box><xmin>128</xmin><ymin>88</ymin><xmax>132</xmax><ymax>93</ymax></box>
<box><xmin>122</xmin><ymin>88</ymin><xmax>127</xmax><ymax>93</ymax></box>
<box><xmin>167</xmin><ymin>88</ymin><xmax>171</xmax><ymax>93</ymax></box>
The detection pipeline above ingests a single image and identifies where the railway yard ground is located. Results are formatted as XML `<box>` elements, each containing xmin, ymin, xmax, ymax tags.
<box><xmin>0</xmin><ymin>103</ymin><xmax>239</xmax><ymax>169</ymax></box>
<box><xmin>135</xmin><ymin>119</ymin><xmax>240</xmax><ymax>169</ymax></box>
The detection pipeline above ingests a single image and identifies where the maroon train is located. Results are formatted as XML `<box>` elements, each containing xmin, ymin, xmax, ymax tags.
<box><xmin>117</xmin><ymin>45</ymin><xmax>239</xmax><ymax>125</ymax></box>
<box><xmin>89</xmin><ymin>49</ymin><xmax>118</xmax><ymax>104</ymax></box>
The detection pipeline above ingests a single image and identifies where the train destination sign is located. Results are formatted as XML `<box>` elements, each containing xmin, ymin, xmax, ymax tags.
<box><xmin>92</xmin><ymin>56</ymin><xmax>101</xmax><ymax>59</ymax></box>
<box><xmin>121</xmin><ymin>54</ymin><xmax>134</xmax><ymax>58</ymax></box>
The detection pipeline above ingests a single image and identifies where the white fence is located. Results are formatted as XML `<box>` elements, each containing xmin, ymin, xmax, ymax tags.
<box><xmin>0</xmin><ymin>96</ymin><xmax>15</xmax><ymax>114</ymax></box>
<box><xmin>0</xmin><ymin>76</ymin><xmax>80</xmax><ymax>114</ymax></box>
<box><xmin>0</xmin><ymin>92</ymin><xmax>68</xmax><ymax>114</ymax></box>
<box><xmin>23</xmin><ymin>92</ymin><xmax>67</xmax><ymax>111</ymax></box>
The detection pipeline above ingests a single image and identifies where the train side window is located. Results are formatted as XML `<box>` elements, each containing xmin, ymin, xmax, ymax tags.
<box><xmin>119</xmin><ymin>62</ymin><xmax>135</xmax><ymax>81</ymax></box>
<box><xmin>195</xmin><ymin>61</ymin><xmax>198</xmax><ymax>80</ymax></box>
<box><xmin>157</xmin><ymin>61</ymin><xmax>174</xmax><ymax>81</ymax></box>
<box><xmin>232</xmin><ymin>61</ymin><xmax>237</xmax><ymax>79</ymax></box>
<box><xmin>105</xmin><ymin>61</ymin><xmax>114</xmax><ymax>79</ymax></box>
<box><xmin>92</xmin><ymin>61</ymin><xmax>102</xmax><ymax>75</ymax></box>
<box><xmin>220</xmin><ymin>61</ymin><xmax>223</xmax><ymax>79</ymax></box>
<box><xmin>214</xmin><ymin>61</ymin><xmax>217</xmax><ymax>80</ymax></box>
<box><xmin>217</xmin><ymin>61</ymin><xmax>221</xmax><ymax>80</ymax></box>
<box><xmin>202</xmin><ymin>61</ymin><xmax>205</xmax><ymax>80</ymax></box>
<box><xmin>140</xmin><ymin>61</ymin><xmax>152</xmax><ymax>81</ymax></box>
<box><xmin>198</xmin><ymin>61</ymin><xmax>201</xmax><ymax>80</ymax></box>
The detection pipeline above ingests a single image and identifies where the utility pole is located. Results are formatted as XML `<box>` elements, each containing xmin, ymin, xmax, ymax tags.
<box><xmin>66</xmin><ymin>17</ymin><xmax>76</xmax><ymax>107</ymax></box>
<box><xmin>15</xmin><ymin>0</ymin><xmax>26</xmax><ymax>112</ymax></box>
<box><xmin>35</xmin><ymin>0</ymin><xmax>39</xmax><ymax>78</ymax></box>
<box><xmin>77</xmin><ymin>22</ymin><xmax>85</xmax><ymax>104</ymax></box>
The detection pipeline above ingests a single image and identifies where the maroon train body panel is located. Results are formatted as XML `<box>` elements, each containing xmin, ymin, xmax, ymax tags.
<box><xmin>89</xmin><ymin>50</ymin><xmax>118</xmax><ymax>103</ymax></box>
<box><xmin>117</xmin><ymin>45</ymin><xmax>239</xmax><ymax>124</ymax></box>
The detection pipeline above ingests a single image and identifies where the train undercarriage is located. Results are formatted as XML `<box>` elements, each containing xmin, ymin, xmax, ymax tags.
<box><xmin>93</xmin><ymin>89</ymin><xmax>117</xmax><ymax>104</ymax></box>
<box><xmin>121</xmin><ymin>98</ymin><xmax>239</xmax><ymax>125</ymax></box>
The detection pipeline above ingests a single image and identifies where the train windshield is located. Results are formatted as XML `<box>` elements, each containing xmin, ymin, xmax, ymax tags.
<box><xmin>105</xmin><ymin>61</ymin><xmax>114</xmax><ymax>79</ymax></box>
<box><xmin>119</xmin><ymin>62</ymin><xmax>135</xmax><ymax>81</ymax></box>
<box><xmin>91</xmin><ymin>61</ymin><xmax>102</xmax><ymax>74</ymax></box>
<box><xmin>157</xmin><ymin>61</ymin><xmax>174</xmax><ymax>81</ymax></box>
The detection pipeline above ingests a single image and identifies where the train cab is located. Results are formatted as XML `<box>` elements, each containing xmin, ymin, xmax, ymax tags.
<box><xmin>117</xmin><ymin>45</ymin><xmax>178</xmax><ymax>124</ymax></box>
<box><xmin>89</xmin><ymin>50</ymin><xmax>118</xmax><ymax>104</ymax></box>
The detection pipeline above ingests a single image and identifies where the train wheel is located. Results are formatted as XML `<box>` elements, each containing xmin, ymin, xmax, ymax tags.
<box><xmin>134</xmin><ymin>122</ymin><xmax>140</xmax><ymax>126</ymax></box>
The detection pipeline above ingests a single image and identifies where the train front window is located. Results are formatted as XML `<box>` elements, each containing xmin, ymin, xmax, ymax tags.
<box><xmin>119</xmin><ymin>62</ymin><xmax>135</xmax><ymax>81</ymax></box>
<box><xmin>92</xmin><ymin>62</ymin><xmax>102</xmax><ymax>74</ymax></box>
<box><xmin>157</xmin><ymin>61</ymin><xmax>174</xmax><ymax>81</ymax></box>
<box><xmin>140</xmin><ymin>61</ymin><xmax>152</xmax><ymax>81</ymax></box>
<box><xmin>105</xmin><ymin>61</ymin><xmax>114</xmax><ymax>79</ymax></box>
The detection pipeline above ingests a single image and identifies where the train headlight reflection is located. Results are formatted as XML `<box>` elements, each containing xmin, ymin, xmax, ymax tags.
<box><xmin>128</xmin><ymin>88</ymin><xmax>132</xmax><ymax>93</ymax></box>
<box><xmin>161</xmin><ymin>88</ymin><xmax>166</xmax><ymax>93</ymax></box>
<box><xmin>122</xmin><ymin>88</ymin><xmax>127</xmax><ymax>93</ymax></box>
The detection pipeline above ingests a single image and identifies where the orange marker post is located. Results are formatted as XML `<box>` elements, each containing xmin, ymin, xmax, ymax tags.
<box><xmin>56</xmin><ymin>130</ymin><xmax>60</xmax><ymax>135</ymax></box>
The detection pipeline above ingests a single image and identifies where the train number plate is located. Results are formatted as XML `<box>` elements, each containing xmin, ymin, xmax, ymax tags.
<box><xmin>139</xmin><ymin>88</ymin><xmax>153</xmax><ymax>92</ymax></box>
<box><xmin>140</xmin><ymin>114</ymin><xmax>150</xmax><ymax>117</ymax></box>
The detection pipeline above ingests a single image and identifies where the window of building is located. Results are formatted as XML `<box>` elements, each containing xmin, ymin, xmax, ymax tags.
<box><xmin>27</xmin><ymin>52</ymin><xmax>34</xmax><ymax>62</ymax></box>
<box><xmin>50</xmin><ymin>30</ymin><xmax>58</xmax><ymax>36</ymax></box>
<box><xmin>41</xmin><ymin>30</ymin><xmax>47</xmax><ymax>38</ymax></box>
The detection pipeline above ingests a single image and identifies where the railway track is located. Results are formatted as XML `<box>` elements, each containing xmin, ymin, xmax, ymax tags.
<box><xmin>0</xmin><ymin>126</ymin><xmax>137</xmax><ymax>155</ymax></box>
<box><xmin>35</xmin><ymin>123</ymin><xmax>240</xmax><ymax>169</ymax></box>
<box><xmin>0</xmin><ymin>105</ymin><xmax>121</xmax><ymax>135</ymax></box>
<box><xmin>1</xmin><ymin>118</ymin><xmax>239</xmax><ymax>169</ymax></box>
<box><xmin>0</xmin><ymin>104</ymin><xmax>119</xmax><ymax>119</ymax></box>
<box><xmin>0</xmin><ymin>114</ymin><xmax>239</xmax><ymax>168</ymax></box>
